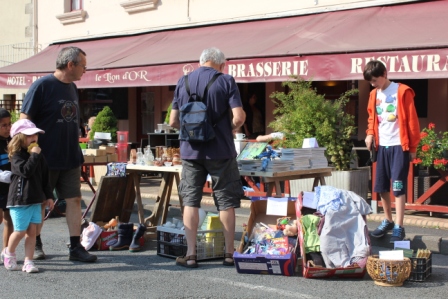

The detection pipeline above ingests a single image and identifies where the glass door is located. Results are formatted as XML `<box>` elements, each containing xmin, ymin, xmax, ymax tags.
<box><xmin>141</xmin><ymin>91</ymin><xmax>154</xmax><ymax>136</ymax></box>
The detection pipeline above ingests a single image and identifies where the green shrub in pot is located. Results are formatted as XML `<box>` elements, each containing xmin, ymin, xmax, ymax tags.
<box><xmin>269</xmin><ymin>77</ymin><xmax>358</xmax><ymax>171</ymax></box>
<box><xmin>89</xmin><ymin>106</ymin><xmax>118</xmax><ymax>142</ymax></box>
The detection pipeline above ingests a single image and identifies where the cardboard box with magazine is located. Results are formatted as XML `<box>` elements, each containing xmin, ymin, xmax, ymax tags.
<box><xmin>234</xmin><ymin>197</ymin><xmax>298</xmax><ymax>276</ymax></box>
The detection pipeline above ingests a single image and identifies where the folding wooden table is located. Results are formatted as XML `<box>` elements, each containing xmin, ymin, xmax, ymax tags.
<box><xmin>126</xmin><ymin>164</ymin><xmax>183</xmax><ymax>237</ymax></box>
<box><xmin>239</xmin><ymin>167</ymin><xmax>333</xmax><ymax>197</ymax></box>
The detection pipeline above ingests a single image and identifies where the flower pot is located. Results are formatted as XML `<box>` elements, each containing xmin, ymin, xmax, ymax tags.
<box><xmin>414</xmin><ymin>173</ymin><xmax>448</xmax><ymax>205</ymax></box>
<box><xmin>290</xmin><ymin>167</ymin><xmax>369</xmax><ymax>200</ymax></box>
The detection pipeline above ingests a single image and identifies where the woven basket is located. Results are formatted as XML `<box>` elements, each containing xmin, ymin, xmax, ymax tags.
<box><xmin>367</xmin><ymin>255</ymin><xmax>412</xmax><ymax>286</ymax></box>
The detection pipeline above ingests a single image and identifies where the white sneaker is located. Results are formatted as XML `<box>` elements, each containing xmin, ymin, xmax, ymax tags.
<box><xmin>3</xmin><ymin>248</ymin><xmax>19</xmax><ymax>271</ymax></box>
<box><xmin>22</xmin><ymin>261</ymin><xmax>39</xmax><ymax>273</ymax></box>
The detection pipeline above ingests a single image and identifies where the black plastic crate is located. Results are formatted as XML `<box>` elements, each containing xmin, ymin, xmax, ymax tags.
<box><xmin>156</xmin><ymin>226</ymin><xmax>225</xmax><ymax>261</ymax></box>
<box><xmin>407</xmin><ymin>254</ymin><xmax>432</xmax><ymax>282</ymax></box>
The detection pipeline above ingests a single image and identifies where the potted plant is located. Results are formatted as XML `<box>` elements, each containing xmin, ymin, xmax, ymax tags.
<box><xmin>412</xmin><ymin>122</ymin><xmax>448</xmax><ymax>204</ymax></box>
<box><xmin>269</xmin><ymin>77</ymin><xmax>358</xmax><ymax>170</ymax></box>
<box><xmin>269</xmin><ymin>77</ymin><xmax>369</xmax><ymax>198</ymax></box>
<box><xmin>164</xmin><ymin>103</ymin><xmax>172</xmax><ymax>124</ymax></box>
<box><xmin>89</xmin><ymin>106</ymin><xmax>118</xmax><ymax>142</ymax></box>
<box><xmin>413</xmin><ymin>122</ymin><xmax>448</xmax><ymax>172</ymax></box>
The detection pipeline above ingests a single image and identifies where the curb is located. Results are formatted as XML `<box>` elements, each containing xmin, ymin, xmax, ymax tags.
<box><xmin>366</xmin><ymin>213</ymin><xmax>448</xmax><ymax>230</ymax></box>
<box><xmin>367</xmin><ymin>213</ymin><xmax>448</xmax><ymax>255</ymax></box>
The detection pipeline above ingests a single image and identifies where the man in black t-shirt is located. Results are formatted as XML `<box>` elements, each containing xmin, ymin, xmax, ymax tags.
<box><xmin>21</xmin><ymin>47</ymin><xmax>97</xmax><ymax>263</ymax></box>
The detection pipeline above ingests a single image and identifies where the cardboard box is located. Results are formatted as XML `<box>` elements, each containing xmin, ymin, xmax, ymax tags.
<box><xmin>100</xmin><ymin>145</ymin><xmax>116</xmax><ymax>154</ymax></box>
<box><xmin>83</xmin><ymin>155</ymin><xmax>95</xmax><ymax>163</ymax></box>
<box><xmin>107</xmin><ymin>153</ymin><xmax>118</xmax><ymax>162</ymax></box>
<box><xmin>234</xmin><ymin>197</ymin><xmax>297</xmax><ymax>276</ymax></box>
<box><xmin>96</xmin><ymin>230</ymin><xmax>119</xmax><ymax>251</ymax></box>
<box><xmin>93</xmin><ymin>222</ymin><xmax>145</xmax><ymax>251</ymax></box>
<box><xmin>85</xmin><ymin>149</ymin><xmax>106</xmax><ymax>156</ymax></box>
<box><xmin>296</xmin><ymin>192</ymin><xmax>367</xmax><ymax>278</ymax></box>
<box><xmin>94</xmin><ymin>155</ymin><xmax>108</xmax><ymax>163</ymax></box>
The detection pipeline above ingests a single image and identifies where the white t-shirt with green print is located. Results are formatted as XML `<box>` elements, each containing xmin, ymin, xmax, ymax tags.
<box><xmin>377</xmin><ymin>82</ymin><xmax>400</xmax><ymax>146</ymax></box>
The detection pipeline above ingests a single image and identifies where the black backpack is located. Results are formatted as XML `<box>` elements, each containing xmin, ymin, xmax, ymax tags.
<box><xmin>179</xmin><ymin>73</ymin><xmax>228</xmax><ymax>142</ymax></box>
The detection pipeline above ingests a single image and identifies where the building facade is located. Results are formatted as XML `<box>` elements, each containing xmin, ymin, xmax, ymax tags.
<box><xmin>1</xmin><ymin>0</ymin><xmax>446</xmax><ymax>145</ymax></box>
<box><xmin>0</xmin><ymin>0</ymin><xmax>38</xmax><ymax>111</ymax></box>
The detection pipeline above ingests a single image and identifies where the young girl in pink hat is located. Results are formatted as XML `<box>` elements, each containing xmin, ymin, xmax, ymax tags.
<box><xmin>2</xmin><ymin>119</ymin><xmax>54</xmax><ymax>273</ymax></box>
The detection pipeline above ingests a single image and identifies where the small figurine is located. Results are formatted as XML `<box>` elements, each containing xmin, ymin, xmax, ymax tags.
<box><xmin>283</xmin><ymin>220</ymin><xmax>298</xmax><ymax>237</ymax></box>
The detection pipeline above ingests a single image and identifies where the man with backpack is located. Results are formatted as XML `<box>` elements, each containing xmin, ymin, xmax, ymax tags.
<box><xmin>169</xmin><ymin>47</ymin><xmax>246</xmax><ymax>268</ymax></box>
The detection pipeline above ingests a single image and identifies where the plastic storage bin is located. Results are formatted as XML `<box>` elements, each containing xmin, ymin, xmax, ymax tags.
<box><xmin>156</xmin><ymin>226</ymin><xmax>225</xmax><ymax>261</ymax></box>
<box><xmin>117</xmin><ymin>131</ymin><xmax>129</xmax><ymax>144</ymax></box>
<box><xmin>407</xmin><ymin>254</ymin><xmax>432</xmax><ymax>282</ymax></box>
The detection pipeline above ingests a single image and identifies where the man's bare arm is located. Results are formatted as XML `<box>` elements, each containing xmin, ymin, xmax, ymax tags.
<box><xmin>20</xmin><ymin>113</ymin><xmax>31</xmax><ymax>120</ymax></box>
<box><xmin>169</xmin><ymin>109</ymin><xmax>180</xmax><ymax>129</ymax></box>
<box><xmin>231</xmin><ymin>107</ymin><xmax>245</xmax><ymax>130</ymax></box>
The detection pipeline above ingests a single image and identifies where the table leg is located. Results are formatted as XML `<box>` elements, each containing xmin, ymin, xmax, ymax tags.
<box><xmin>312</xmin><ymin>175</ymin><xmax>326</xmax><ymax>191</ymax></box>
<box><xmin>320</xmin><ymin>176</ymin><xmax>326</xmax><ymax>186</ymax></box>
<box><xmin>174</xmin><ymin>172</ymin><xmax>184</xmax><ymax>214</ymax></box>
<box><xmin>274</xmin><ymin>181</ymin><xmax>282</xmax><ymax>197</ymax></box>
<box><xmin>131</xmin><ymin>172</ymin><xmax>145</xmax><ymax>224</ymax></box>
<box><xmin>160</xmin><ymin>173</ymin><xmax>174</xmax><ymax>226</ymax></box>
<box><xmin>145</xmin><ymin>172</ymin><xmax>172</xmax><ymax>227</ymax></box>
<box><xmin>89</xmin><ymin>165</ymin><xmax>95</xmax><ymax>185</ymax></box>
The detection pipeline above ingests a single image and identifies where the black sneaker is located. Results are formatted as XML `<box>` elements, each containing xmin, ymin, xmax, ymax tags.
<box><xmin>33</xmin><ymin>239</ymin><xmax>46</xmax><ymax>260</ymax></box>
<box><xmin>390</xmin><ymin>226</ymin><xmax>406</xmax><ymax>243</ymax></box>
<box><xmin>69</xmin><ymin>244</ymin><xmax>97</xmax><ymax>262</ymax></box>
<box><xmin>370</xmin><ymin>219</ymin><xmax>394</xmax><ymax>238</ymax></box>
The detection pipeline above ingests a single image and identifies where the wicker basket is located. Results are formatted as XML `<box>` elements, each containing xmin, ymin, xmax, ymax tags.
<box><xmin>367</xmin><ymin>255</ymin><xmax>412</xmax><ymax>286</ymax></box>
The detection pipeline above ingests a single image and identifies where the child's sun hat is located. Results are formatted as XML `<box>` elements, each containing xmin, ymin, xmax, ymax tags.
<box><xmin>10</xmin><ymin>119</ymin><xmax>45</xmax><ymax>137</ymax></box>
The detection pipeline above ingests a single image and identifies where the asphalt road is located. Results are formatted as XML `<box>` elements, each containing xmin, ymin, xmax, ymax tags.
<box><xmin>0</xmin><ymin>191</ymin><xmax>447</xmax><ymax>299</ymax></box>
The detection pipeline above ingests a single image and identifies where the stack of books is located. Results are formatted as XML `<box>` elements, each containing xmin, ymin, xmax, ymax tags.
<box><xmin>280</xmin><ymin>148</ymin><xmax>311</xmax><ymax>170</ymax></box>
<box><xmin>310</xmin><ymin>148</ymin><xmax>328</xmax><ymax>168</ymax></box>
<box><xmin>239</xmin><ymin>159</ymin><xmax>291</xmax><ymax>172</ymax></box>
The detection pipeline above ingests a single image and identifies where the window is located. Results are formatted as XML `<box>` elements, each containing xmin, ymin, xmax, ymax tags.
<box><xmin>120</xmin><ymin>0</ymin><xmax>159</xmax><ymax>14</ymax></box>
<box><xmin>0</xmin><ymin>95</ymin><xmax>21</xmax><ymax>112</ymax></box>
<box><xmin>71</xmin><ymin>0</ymin><xmax>82</xmax><ymax>11</ymax></box>
<box><xmin>56</xmin><ymin>0</ymin><xmax>86</xmax><ymax>25</ymax></box>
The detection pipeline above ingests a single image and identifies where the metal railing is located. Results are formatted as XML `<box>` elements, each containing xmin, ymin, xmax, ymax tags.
<box><xmin>0</xmin><ymin>42</ymin><xmax>39</xmax><ymax>68</ymax></box>
<box><xmin>0</xmin><ymin>99</ymin><xmax>22</xmax><ymax>112</ymax></box>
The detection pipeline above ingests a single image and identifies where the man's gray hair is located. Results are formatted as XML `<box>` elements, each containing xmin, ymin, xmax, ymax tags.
<box><xmin>56</xmin><ymin>46</ymin><xmax>86</xmax><ymax>70</ymax></box>
<box><xmin>199</xmin><ymin>48</ymin><xmax>226</xmax><ymax>65</ymax></box>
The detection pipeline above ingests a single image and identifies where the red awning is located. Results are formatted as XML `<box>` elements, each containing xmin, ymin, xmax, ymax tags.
<box><xmin>1</xmin><ymin>1</ymin><xmax>447</xmax><ymax>88</ymax></box>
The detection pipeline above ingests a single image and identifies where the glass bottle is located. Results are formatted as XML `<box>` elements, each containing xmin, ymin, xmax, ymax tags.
<box><xmin>144</xmin><ymin>146</ymin><xmax>154</xmax><ymax>165</ymax></box>
<box><xmin>136</xmin><ymin>148</ymin><xmax>144</xmax><ymax>165</ymax></box>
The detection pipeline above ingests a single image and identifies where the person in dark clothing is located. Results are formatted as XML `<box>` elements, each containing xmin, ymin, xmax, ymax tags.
<box><xmin>0</xmin><ymin>108</ymin><xmax>13</xmax><ymax>265</ymax></box>
<box><xmin>243</xmin><ymin>93</ymin><xmax>264</xmax><ymax>139</ymax></box>
<box><xmin>170</xmin><ymin>47</ymin><xmax>246</xmax><ymax>268</ymax></box>
<box><xmin>21</xmin><ymin>46</ymin><xmax>97</xmax><ymax>263</ymax></box>
<box><xmin>3</xmin><ymin>119</ymin><xmax>54</xmax><ymax>272</ymax></box>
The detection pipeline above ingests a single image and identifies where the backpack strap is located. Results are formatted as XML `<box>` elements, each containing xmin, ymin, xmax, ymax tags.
<box><xmin>202</xmin><ymin>73</ymin><xmax>222</xmax><ymax>103</ymax></box>
<box><xmin>184</xmin><ymin>73</ymin><xmax>228</xmax><ymax>127</ymax></box>
<box><xmin>203</xmin><ymin>73</ymin><xmax>229</xmax><ymax>127</ymax></box>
